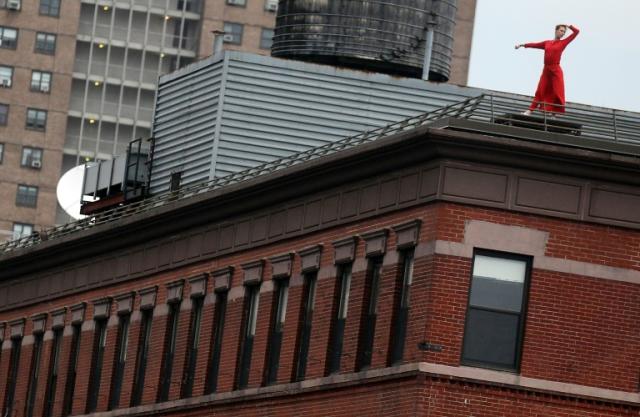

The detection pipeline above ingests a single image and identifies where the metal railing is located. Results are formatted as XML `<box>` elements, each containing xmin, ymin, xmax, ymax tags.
<box><xmin>78</xmin><ymin>22</ymin><xmax>197</xmax><ymax>51</ymax></box>
<box><xmin>2</xmin><ymin>92</ymin><xmax>639</xmax><ymax>254</ymax></box>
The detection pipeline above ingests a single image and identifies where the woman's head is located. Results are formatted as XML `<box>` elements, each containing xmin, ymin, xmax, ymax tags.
<box><xmin>555</xmin><ymin>24</ymin><xmax>567</xmax><ymax>39</ymax></box>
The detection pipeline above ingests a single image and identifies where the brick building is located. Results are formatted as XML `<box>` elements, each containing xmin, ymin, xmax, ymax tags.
<box><xmin>1</xmin><ymin>91</ymin><xmax>640</xmax><ymax>416</ymax></box>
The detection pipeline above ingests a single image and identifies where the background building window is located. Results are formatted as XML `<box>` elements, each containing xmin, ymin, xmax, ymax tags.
<box><xmin>86</xmin><ymin>318</ymin><xmax>108</xmax><ymax>413</ymax></box>
<box><xmin>388</xmin><ymin>249</ymin><xmax>414</xmax><ymax>365</ymax></box>
<box><xmin>21</xmin><ymin>147</ymin><xmax>43</xmax><ymax>169</ymax></box>
<box><xmin>108</xmin><ymin>314</ymin><xmax>130</xmax><ymax>410</ymax></box>
<box><xmin>264</xmin><ymin>278</ymin><xmax>289</xmax><ymax>385</ymax></box>
<box><xmin>16</xmin><ymin>184</ymin><xmax>38</xmax><ymax>207</ymax></box>
<box><xmin>0</xmin><ymin>66</ymin><xmax>13</xmax><ymax>87</ymax></box>
<box><xmin>26</xmin><ymin>108</ymin><xmax>47</xmax><ymax>130</ymax></box>
<box><xmin>236</xmin><ymin>283</ymin><xmax>260</xmax><ymax>389</ymax></box>
<box><xmin>181</xmin><ymin>296</ymin><xmax>204</xmax><ymax>398</ymax></box>
<box><xmin>158</xmin><ymin>301</ymin><xmax>180</xmax><ymax>401</ymax></box>
<box><xmin>0</xmin><ymin>104</ymin><xmax>7</xmax><ymax>125</ymax></box>
<box><xmin>461</xmin><ymin>251</ymin><xmax>531</xmax><ymax>371</ymax></box>
<box><xmin>325</xmin><ymin>263</ymin><xmax>352</xmax><ymax>375</ymax></box>
<box><xmin>43</xmin><ymin>328</ymin><xmax>63</xmax><ymax>417</ymax></box>
<box><xmin>130</xmin><ymin>308</ymin><xmax>153</xmax><ymax>407</ymax></box>
<box><xmin>12</xmin><ymin>222</ymin><xmax>33</xmax><ymax>239</ymax></box>
<box><xmin>206</xmin><ymin>290</ymin><xmax>227</xmax><ymax>394</ymax></box>
<box><xmin>293</xmin><ymin>272</ymin><xmax>316</xmax><ymax>381</ymax></box>
<box><xmin>39</xmin><ymin>0</ymin><xmax>60</xmax><ymax>16</ymax></box>
<box><xmin>223</xmin><ymin>22</ymin><xmax>243</xmax><ymax>44</ymax></box>
<box><xmin>260</xmin><ymin>28</ymin><xmax>273</xmax><ymax>50</ymax></box>
<box><xmin>226</xmin><ymin>0</ymin><xmax>246</xmax><ymax>6</ymax></box>
<box><xmin>35</xmin><ymin>32</ymin><xmax>56</xmax><ymax>54</ymax></box>
<box><xmin>25</xmin><ymin>333</ymin><xmax>44</xmax><ymax>417</ymax></box>
<box><xmin>356</xmin><ymin>257</ymin><xmax>383</xmax><ymax>370</ymax></box>
<box><xmin>3</xmin><ymin>337</ymin><xmax>22</xmax><ymax>417</ymax></box>
<box><xmin>31</xmin><ymin>71</ymin><xmax>52</xmax><ymax>93</ymax></box>
<box><xmin>0</xmin><ymin>26</ymin><xmax>18</xmax><ymax>49</ymax></box>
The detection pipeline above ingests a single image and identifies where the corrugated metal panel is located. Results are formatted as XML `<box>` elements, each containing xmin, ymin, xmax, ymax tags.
<box><xmin>150</xmin><ymin>59</ymin><xmax>225</xmax><ymax>194</ymax></box>
<box><xmin>150</xmin><ymin>51</ymin><xmax>481</xmax><ymax>193</ymax></box>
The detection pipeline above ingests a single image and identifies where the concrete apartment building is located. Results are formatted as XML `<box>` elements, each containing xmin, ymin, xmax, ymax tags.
<box><xmin>0</xmin><ymin>0</ymin><xmax>477</xmax><ymax>242</ymax></box>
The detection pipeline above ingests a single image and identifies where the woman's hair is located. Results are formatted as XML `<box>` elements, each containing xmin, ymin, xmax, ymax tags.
<box><xmin>555</xmin><ymin>24</ymin><xmax>567</xmax><ymax>31</ymax></box>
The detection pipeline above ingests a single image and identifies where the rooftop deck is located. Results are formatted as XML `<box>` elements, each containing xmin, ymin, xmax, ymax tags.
<box><xmin>1</xmin><ymin>92</ymin><xmax>638</xmax><ymax>254</ymax></box>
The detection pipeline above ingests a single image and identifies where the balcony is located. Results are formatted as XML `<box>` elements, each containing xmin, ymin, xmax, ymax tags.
<box><xmin>77</xmin><ymin>22</ymin><xmax>197</xmax><ymax>51</ymax></box>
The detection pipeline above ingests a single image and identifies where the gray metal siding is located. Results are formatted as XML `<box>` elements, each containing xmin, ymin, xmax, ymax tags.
<box><xmin>150</xmin><ymin>51</ymin><xmax>481</xmax><ymax>193</ymax></box>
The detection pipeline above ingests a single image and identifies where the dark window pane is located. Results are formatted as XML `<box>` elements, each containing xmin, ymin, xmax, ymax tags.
<box><xmin>462</xmin><ymin>308</ymin><xmax>520</xmax><ymax>369</ymax></box>
<box><xmin>469</xmin><ymin>276</ymin><xmax>524</xmax><ymax>312</ymax></box>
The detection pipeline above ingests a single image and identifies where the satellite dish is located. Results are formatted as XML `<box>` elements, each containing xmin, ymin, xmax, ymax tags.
<box><xmin>56</xmin><ymin>165</ymin><xmax>93</xmax><ymax>220</ymax></box>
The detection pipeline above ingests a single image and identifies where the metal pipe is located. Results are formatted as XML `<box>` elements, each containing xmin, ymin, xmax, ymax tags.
<box><xmin>212</xmin><ymin>30</ymin><xmax>225</xmax><ymax>55</ymax></box>
<box><xmin>421</xmin><ymin>27</ymin><xmax>434</xmax><ymax>81</ymax></box>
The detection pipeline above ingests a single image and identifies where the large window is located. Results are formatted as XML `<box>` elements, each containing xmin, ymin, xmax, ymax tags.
<box><xmin>461</xmin><ymin>251</ymin><xmax>532</xmax><ymax>371</ymax></box>
<box><xmin>236</xmin><ymin>283</ymin><xmax>260</xmax><ymax>389</ymax></box>
<box><xmin>0</xmin><ymin>66</ymin><xmax>13</xmax><ymax>88</ymax></box>
<box><xmin>356</xmin><ymin>257</ymin><xmax>383</xmax><ymax>370</ymax></box>
<box><xmin>223</xmin><ymin>22</ymin><xmax>243</xmax><ymax>45</ymax></box>
<box><xmin>16</xmin><ymin>184</ymin><xmax>39</xmax><ymax>207</ymax></box>
<box><xmin>388</xmin><ymin>249</ymin><xmax>414</xmax><ymax>365</ymax></box>
<box><xmin>26</xmin><ymin>108</ymin><xmax>47</xmax><ymax>130</ymax></box>
<box><xmin>293</xmin><ymin>272</ymin><xmax>316</xmax><ymax>381</ymax></box>
<box><xmin>21</xmin><ymin>147</ymin><xmax>43</xmax><ymax>169</ymax></box>
<box><xmin>39</xmin><ymin>0</ymin><xmax>60</xmax><ymax>16</ymax></box>
<box><xmin>35</xmin><ymin>32</ymin><xmax>56</xmax><ymax>55</ymax></box>
<box><xmin>31</xmin><ymin>70</ymin><xmax>52</xmax><ymax>93</ymax></box>
<box><xmin>0</xmin><ymin>26</ymin><xmax>17</xmax><ymax>49</ymax></box>
<box><xmin>131</xmin><ymin>308</ymin><xmax>153</xmax><ymax>407</ymax></box>
<box><xmin>181</xmin><ymin>296</ymin><xmax>204</xmax><ymax>398</ymax></box>
<box><xmin>25</xmin><ymin>333</ymin><xmax>44</xmax><ymax>417</ymax></box>
<box><xmin>206</xmin><ymin>290</ymin><xmax>227</xmax><ymax>393</ymax></box>
<box><xmin>325</xmin><ymin>263</ymin><xmax>352</xmax><ymax>375</ymax></box>
<box><xmin>108</xmin><ymin>314</ymin><xmax>130</xmax><ymax>410</ymax></box>
<box><xmin>0</xmin><ymin>103</ymin><xmax>7</xmax><ymax>125</ymax></box>
<box><xmin>264</xmin><ymin>278</ymin><xmax>289</xmax><ymax>385</ymax></box>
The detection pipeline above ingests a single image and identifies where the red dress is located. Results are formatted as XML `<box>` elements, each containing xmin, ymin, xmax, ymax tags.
<box><xmin>525</xmin><ymin>25</ymin><xmax>579</xmax><ymax>113</ymax></box>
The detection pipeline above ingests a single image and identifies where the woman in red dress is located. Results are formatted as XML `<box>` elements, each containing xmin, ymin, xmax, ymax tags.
<box><xmin>516</xmin><ymin>24</ymin><xmax>580</xmax><ymax>115</ymax></box>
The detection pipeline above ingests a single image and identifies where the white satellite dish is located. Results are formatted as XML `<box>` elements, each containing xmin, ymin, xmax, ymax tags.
<box><xmin>56</xmin><ymin>165</ymin><xmax>93</xmax><ymax>220</ymax></box>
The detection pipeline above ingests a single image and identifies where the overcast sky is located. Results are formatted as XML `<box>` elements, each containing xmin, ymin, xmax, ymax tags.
<box><xmin>467</xmin><ymin>0</ymin><xmax>640</xmax><ymax>113</ymax></box>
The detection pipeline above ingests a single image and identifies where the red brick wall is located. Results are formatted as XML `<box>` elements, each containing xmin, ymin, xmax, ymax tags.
<box><xmin>1</xmin><ymin>202</ymin><xmax>640</xmax><ymax>415</ymax></box>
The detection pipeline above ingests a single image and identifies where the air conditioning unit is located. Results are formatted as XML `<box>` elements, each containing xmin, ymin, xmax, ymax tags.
<box><xmin>7</xmin><ymin>0</ymin><xmax>21</xmax><ymax>10</ymax></box>
<box><xmin>265</xmin><ymin>0</ymin><xmax>278</xmax><ymax>12</ymax></box>
<box><xmin>223</xmin><ymin>34</ymin><xmax>235</xmax><ymax>43</ymax></box>
<box><xmin>227</xmin><ymin>0</ymin><xmax>244</xmax><ymax>5</ymax></box>
<box><xmin>31</xmin><ymin>159</ymin><xmax>42</xmax><ymax>169</ymax></box>
<box><xmin>0</xmin><ymin>79</ymin><xmax>11</xmax><ymax>88</ymax></box>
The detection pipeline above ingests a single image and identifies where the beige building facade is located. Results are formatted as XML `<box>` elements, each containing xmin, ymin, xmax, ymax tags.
<box><xmin>0</xmin><ymin>0</ymin><xmax>476</xmax><ymax>241</ymax></box>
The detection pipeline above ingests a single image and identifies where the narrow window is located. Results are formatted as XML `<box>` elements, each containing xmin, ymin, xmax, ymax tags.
<box><xmin>461</xmin><ymin>251</ymin><xmax>531</xmax><ymax>371</ymax></box>
<box><xmin>356</xmin><ymin>257</ymin><xmax>383</xmax><ymax>370</ymax></box>
<box><xmin>3</xmin><ymin>337</ymin><xmax>22</xmax><ymax>417</ymax></box>
<box><xmin>62</xmin><ymin>323</ymin><xmax>81</xmax><ymax>416</ymax></box>
<box><xmin>388</xmin><ymin>249</ymin><xmax>414</xmax><ymax>365</ymax></box>
<box><xmin>35</xmin><ymin>32</ymin><xmax>56</xmax><ymax>55</ymax></box>
<box><xmin>43</xmin><ymin>328</ymin><xmax>63</xmax><ymax>417</ymax></box>
<box><xmin>169</xmin><ymin>171</ymin><xmax>181</xmax><ymax>192</ymax></box>
<box><xmin>130</xmin><ymin>308</ymin><xmax>153</xmax><ymax>406</ymax></box>
<box><xmin>25</xmin><ymin>333</ymin><xmax>44</xmax><ymax>417</ymax></box>
<box><xmin>264</xmin><ymin>279</ymin><xmax>289</xmax><ymax>385</ymax></box>
<box><xmin>0</xmin><ymin>142</ymin><xmax>3</xmax><ymax>162</ymax></box>
<box><xmin>293</xmin><ymin>272</ymin><xmax>317</xmax><ymax>381</ymax></box>
<box><xmin>325</xmin><ymin>264</ymin><xmax>352</xmax><ymax>375</ymax></box>
<box><xmin>236</xmin><ymin>284</ymin><xmax>260</xmax><ymax>389</ymax></box>
<box><xmin>181</xmin><ymin>297</ymin><xmax>204</xmax><ymax>398</ymax></box>
<box><xmin>206</xmin><ymin>290</ymin><xmax>227</xmax><ymax>394</ymax></box>
<box><xmin>158</xmin><ymin>302</ymin><xmax>180</xmax><ymax>401</ymax></box>
<box><xmin>86</xmin><ymin>319</ymin><xmax>108</xmax><ymax>413</ymax></box>
<box><xmin>108</xmin><ymin>314</ymin><xmax>130</xmax><ymax>410</ymax></box>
